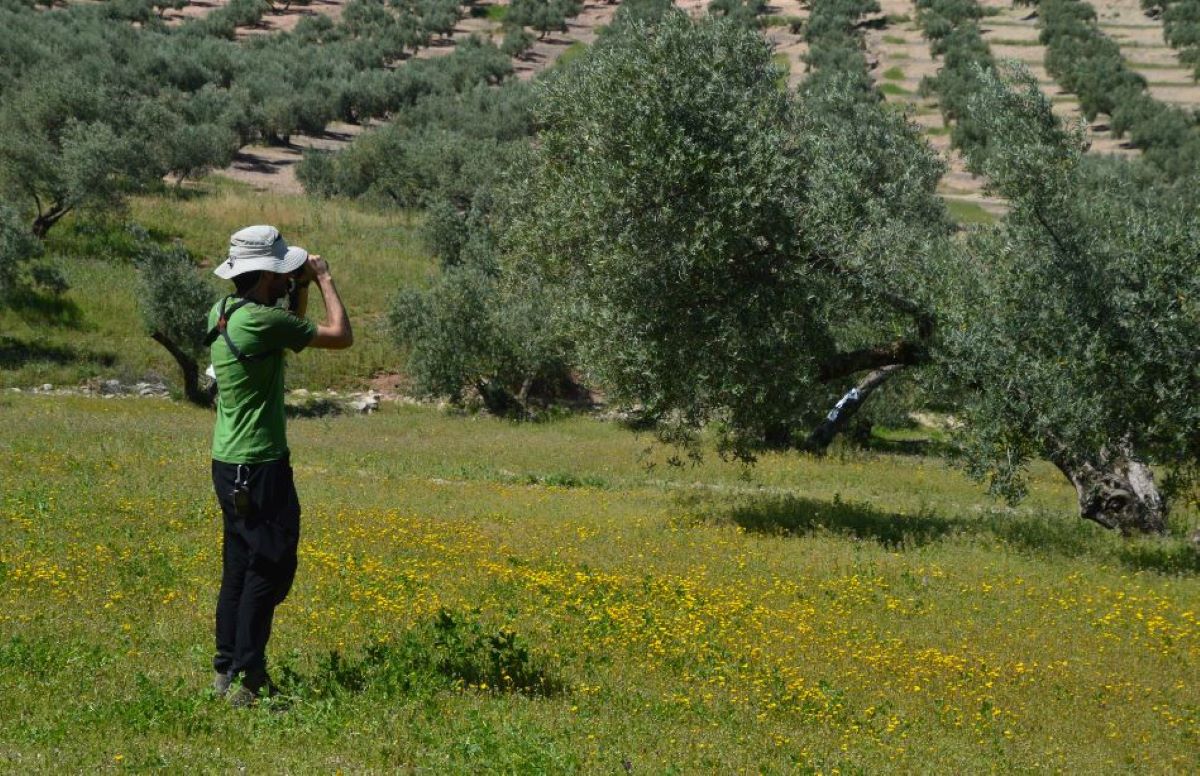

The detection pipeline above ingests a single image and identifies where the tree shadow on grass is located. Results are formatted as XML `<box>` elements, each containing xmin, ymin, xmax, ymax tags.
<box><xmin>160</xmin><ymin>184</ymin><xmax>215</xmax><ymax>202</ymax></box>
<box><xmin>727</xmin><ymin>493</ymin><xmax>958</xmax><ymax>549</ymax></box>
<box><xmin>49</xmin><ymin>218</ymin><xmax>178</xmax><ymax>264</ymax></box>
<box><xmin>3</xmin><ymin>291</ymin><xmax>85</xmax><ymax>328</ymax></box>
<box><xmin>0</xmin><ymin>335</ymin><xmax>115</xmax><ymax>370</ymax></box>
<box><xmin>711</xmin><ymin>493</ymin><xmax>1200</xmax><ymax>575</ymax></box>
<box><xmin>857</xmin><ymin>435</ymin><xmax>957</xmax><ymax>459</ymax></box>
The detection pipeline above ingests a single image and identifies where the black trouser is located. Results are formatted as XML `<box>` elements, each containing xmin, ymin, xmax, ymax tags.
<box><xmin>211</xmin><ymin>457</ymin><xmax>300</xmax><ymax>688</ymax></box>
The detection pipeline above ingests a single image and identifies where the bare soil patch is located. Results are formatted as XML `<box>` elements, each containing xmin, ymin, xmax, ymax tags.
<box><xmin>219</xmin><ymin>121</ymin><xmax>374</xmax><ymax>193</ymax></box>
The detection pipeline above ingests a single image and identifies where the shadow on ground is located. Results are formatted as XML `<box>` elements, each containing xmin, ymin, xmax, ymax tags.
<box><xmin>2</xmin><ymin>291</ymin><xmax>84</xmax><ymax>328</ymax></box>
<box><xmin>706</xmin><ymin>493</ymin><xmax>1200</xmax><ymax>575</ymax></box>
<box><xmin>0</xmin><ymin>335</ymin><xmax>115</xmax><ymax>370</ymax></box>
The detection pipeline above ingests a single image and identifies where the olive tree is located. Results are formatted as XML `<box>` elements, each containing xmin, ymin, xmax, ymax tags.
<box><xmin>0</xmin><ymin>69</ymin><xmax>166</xmax><ymax>237</ymax></box>
<box><xmin>389</xmin><ymin>247</ymin><xmax>576</xmax><ymax>416</ymax></box>
<box><xmin>505</xmin><ymin>15</ymin><xmax>948</xmax><ymax>458</ymax></box>
<box><xmin>930</xmin><ymin>66</ymin><xmax>1200</xmax><ymax>534</ymax></box>
<box><xmin>136</xmin><ymin>241</ymin><xmax>217</xmax><ymax>406</ymax></box>
<box><xmin>0</xmin><ymin>204</ymin><xmax>43</xmax><ymax>303</ymax></box>
<box><xmin>506</xmin><ymin>0</ymin><xmax>582</xmax><ymax>39</ymax></box>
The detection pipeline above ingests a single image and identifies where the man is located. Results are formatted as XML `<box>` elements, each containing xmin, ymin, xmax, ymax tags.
<box><xmin>206</xmin><ymin>224</ymin><xmax>353</xmax><ymax>707</ymax></box>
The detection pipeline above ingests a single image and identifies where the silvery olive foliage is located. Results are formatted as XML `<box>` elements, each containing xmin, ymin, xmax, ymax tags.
<box><xmin>930</xmin><ymin>66</ymin><xmax>1200</xmax><ymax>515</ymax></box>
<box><xmin>0</xmin><ymin>204</ymin><xmax>43</xmax><ymax>302</ymax></box>
<box><xmin>388</xmin><ymin>248</ymin><xmax>575</xmax><ymax>416</ymax></box>
<box><xmin>136</xmin><ymin>240</ymin><xmax>218</xmax><ymax>405</ymax></box>
<box><xmin>505</xmin><ymin>0</ymin><xmax>583</xmax><ymax>40</ymax></box>
<box><xmin>504</xmin><ymin>15</ymin><xmax>949</xmax><ymax>457</ymax></box>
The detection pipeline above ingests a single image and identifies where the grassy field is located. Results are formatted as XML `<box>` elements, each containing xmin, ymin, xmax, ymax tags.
<box><xmin>1</xmin><ymin>394</ymin><xmax>1197</xmax><ymax>771</ymax></box>
<box><xmin>0</xmin><ymin>179</ymin><xmax>430</xmax><ymax>392</ymax></box>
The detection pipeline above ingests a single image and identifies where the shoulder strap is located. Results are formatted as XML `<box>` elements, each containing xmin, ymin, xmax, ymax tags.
<box><xmin>204</xmin><ymin>296</ymin><xmax>278</xmax><ymax>364</ymax></box>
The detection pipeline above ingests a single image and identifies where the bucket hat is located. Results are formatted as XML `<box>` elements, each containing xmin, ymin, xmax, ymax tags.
<box><xmin>214</xmin><ymin>225</ymin><xmax>309</xmax><ymax>279</ymax></box>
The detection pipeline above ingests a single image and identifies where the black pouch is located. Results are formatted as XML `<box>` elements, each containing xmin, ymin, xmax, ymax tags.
<box><xmin>231</xmin><ymin>464</ymin><xmax>254</xmax><ymax>519</ymax></box>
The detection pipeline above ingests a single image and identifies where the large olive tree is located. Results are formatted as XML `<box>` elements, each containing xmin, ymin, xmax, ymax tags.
<box><xmin>504</xmin><ymin>14</ymin><xmax>948</xmax><ymax>458</ymax></box>
<box><xmin>505</xmin><ymin>16</ymin><xmax>1197</xmax><ymax>534</ymax></box>
<box><xmin>932</xmin><ymin>66</ymin><xmax>1200</xmax><ymax>534</ymax></box>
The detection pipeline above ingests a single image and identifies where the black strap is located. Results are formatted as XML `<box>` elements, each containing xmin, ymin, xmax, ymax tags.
<box><xmin>204</xmin><ymin>296</ymin><xmax>279</xmax><ymax>364</ymax></box>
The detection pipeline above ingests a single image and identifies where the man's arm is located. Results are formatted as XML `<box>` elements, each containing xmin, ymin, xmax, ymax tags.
<box><xmin>289</xmin><ymin>281</ymin><xmax>309</xmax><ymax>319</ymax></box>
<box><xmin>305</xmin><ymin>256</ymin><xmax>353</xmax><ymax>350</ymax></box>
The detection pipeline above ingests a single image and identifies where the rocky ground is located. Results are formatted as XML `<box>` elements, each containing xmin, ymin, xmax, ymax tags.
<box><xmin>11</xmin><ymin>378</ymin><xmax>393</xmax><ymax>414</ymax></box>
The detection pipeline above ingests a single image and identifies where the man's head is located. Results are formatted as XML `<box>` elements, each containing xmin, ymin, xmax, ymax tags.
<box><xmin>215</xmin><ymin>225</ymin><xmax>309</xmax><ymax>302</ymax></box>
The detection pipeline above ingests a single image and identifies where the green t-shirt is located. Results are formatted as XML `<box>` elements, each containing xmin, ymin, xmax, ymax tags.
<box><xmin>208</xmin><ymin>297</ymin><xmax>317</xmax><ymax>464</ymax></box>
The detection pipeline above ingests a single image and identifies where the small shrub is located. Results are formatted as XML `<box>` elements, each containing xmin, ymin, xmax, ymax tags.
<box><xmin>280</xmin><ymin>608</ymin><xmax>565</xmax><ymax>700</ymax></box>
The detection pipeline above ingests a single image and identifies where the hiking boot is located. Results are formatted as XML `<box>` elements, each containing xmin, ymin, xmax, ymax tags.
<box><xmin>227</xmin><ymin>671</ymin><xmax>278</xmax><ymax>709</ymax></box>
<box><xmin>227</xmin><ymin>684</ymin><xmax>257</xmax><ymax>708</ymax></box>
<box><xmin>213</xmin><ymin>671</ymin><xmax>233</xmax><ymax>698</ymax></box>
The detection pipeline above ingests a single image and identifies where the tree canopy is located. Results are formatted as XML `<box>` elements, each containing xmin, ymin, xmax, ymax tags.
<box><xmin>505</xmin><ymin>14</ymin><xmax>948</xmax><ymax>457</ymax></box>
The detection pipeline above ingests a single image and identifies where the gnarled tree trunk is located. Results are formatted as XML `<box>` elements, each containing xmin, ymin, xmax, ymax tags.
<box><xmin>805</xmin><ymin>364</ymin><xmax>905</xmax><ymax>452</ymax></box>
<box><xmin>151</xmin><ymin>331</ymin><xmax>213</xmax><ymax>408</ymax></box>
<box><xmin>1050</xmin><ymin>444</ymin><xmax>1167</xmax><ymax>535</ymax></box>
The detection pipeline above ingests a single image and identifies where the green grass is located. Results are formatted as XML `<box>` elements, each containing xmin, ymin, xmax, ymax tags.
<box><xmin>878</xmin><ymin>82</ymin><xmax>912</xmax><ymax>96</ymax></box>
<box><xmin>0</xmin><ymin>395</ymin><xmax>1197</xmax><ymax>770</ymax></box>
<box><xmin>0</xmin><ymin>178</ymin><xmax>433</xmax><ymax>392</ymax></box>
<box><xmin>772</xmin><ymin>52</ymin><xmax>791</xmax><ymax>89</ymax></box>
<box><xmin>944</xmin><ymin>198</ymin><xmax>999</xmax><ymax>225</ymax></box>
<box><xmin>1127</xmin><ymin>60</ymin><xmax>1195</xmax><ymax>70</ymax></box>
<box><xmin>986</xmin><ymin>38</ymin><xmax>1041</xmax><ymax>46</ymax></box>
<box><xmin>554</xmin><ymin>42</ymin><xmax>588</xmax><ymax>69</ymax></box>
<box><xmin>882</xmin><ymin>65</ymin><xmax>905</xmax><ymax>81</ymax></box>
<box><xmin>882</xmin><ymin>34</ymin><xmax>907</xmax><ymax>45</ymax></box>
<box><xmin>483</xmin><ymin>3</ymin><xmax>507</xmax><ymax>21</ymax></box>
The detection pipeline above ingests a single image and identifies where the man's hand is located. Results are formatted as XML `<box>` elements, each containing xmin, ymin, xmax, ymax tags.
<box><xmin>306</xmin><ymin>254</ymin><xmax>353</xmax><ymax>350</ymax></box>
<box><xmin>305</xmin><ymin>255</ymin><xmax>330</xmax><ymax>282</ymax></box>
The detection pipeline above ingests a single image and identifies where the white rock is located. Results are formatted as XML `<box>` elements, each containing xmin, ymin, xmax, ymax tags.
<box><xmin>351</xmin><ymin>393</ymin><xmax>380</xmax><ymax>414</ymax></box>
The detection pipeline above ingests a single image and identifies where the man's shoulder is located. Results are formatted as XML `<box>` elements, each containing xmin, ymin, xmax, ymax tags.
<box><xmin>206</xmin><ymin>298</ymin><xmax>225</xmax><ymax>327</ymax></box>
<box><xmin>242</xmin><ymin>303</ymin><xmax>316</xmax><ymax>352</ymax></box>
<box><xmin>246</xmin><ymin>303</ymin><xmax>297</xmax><ymax>324</ymax></box>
